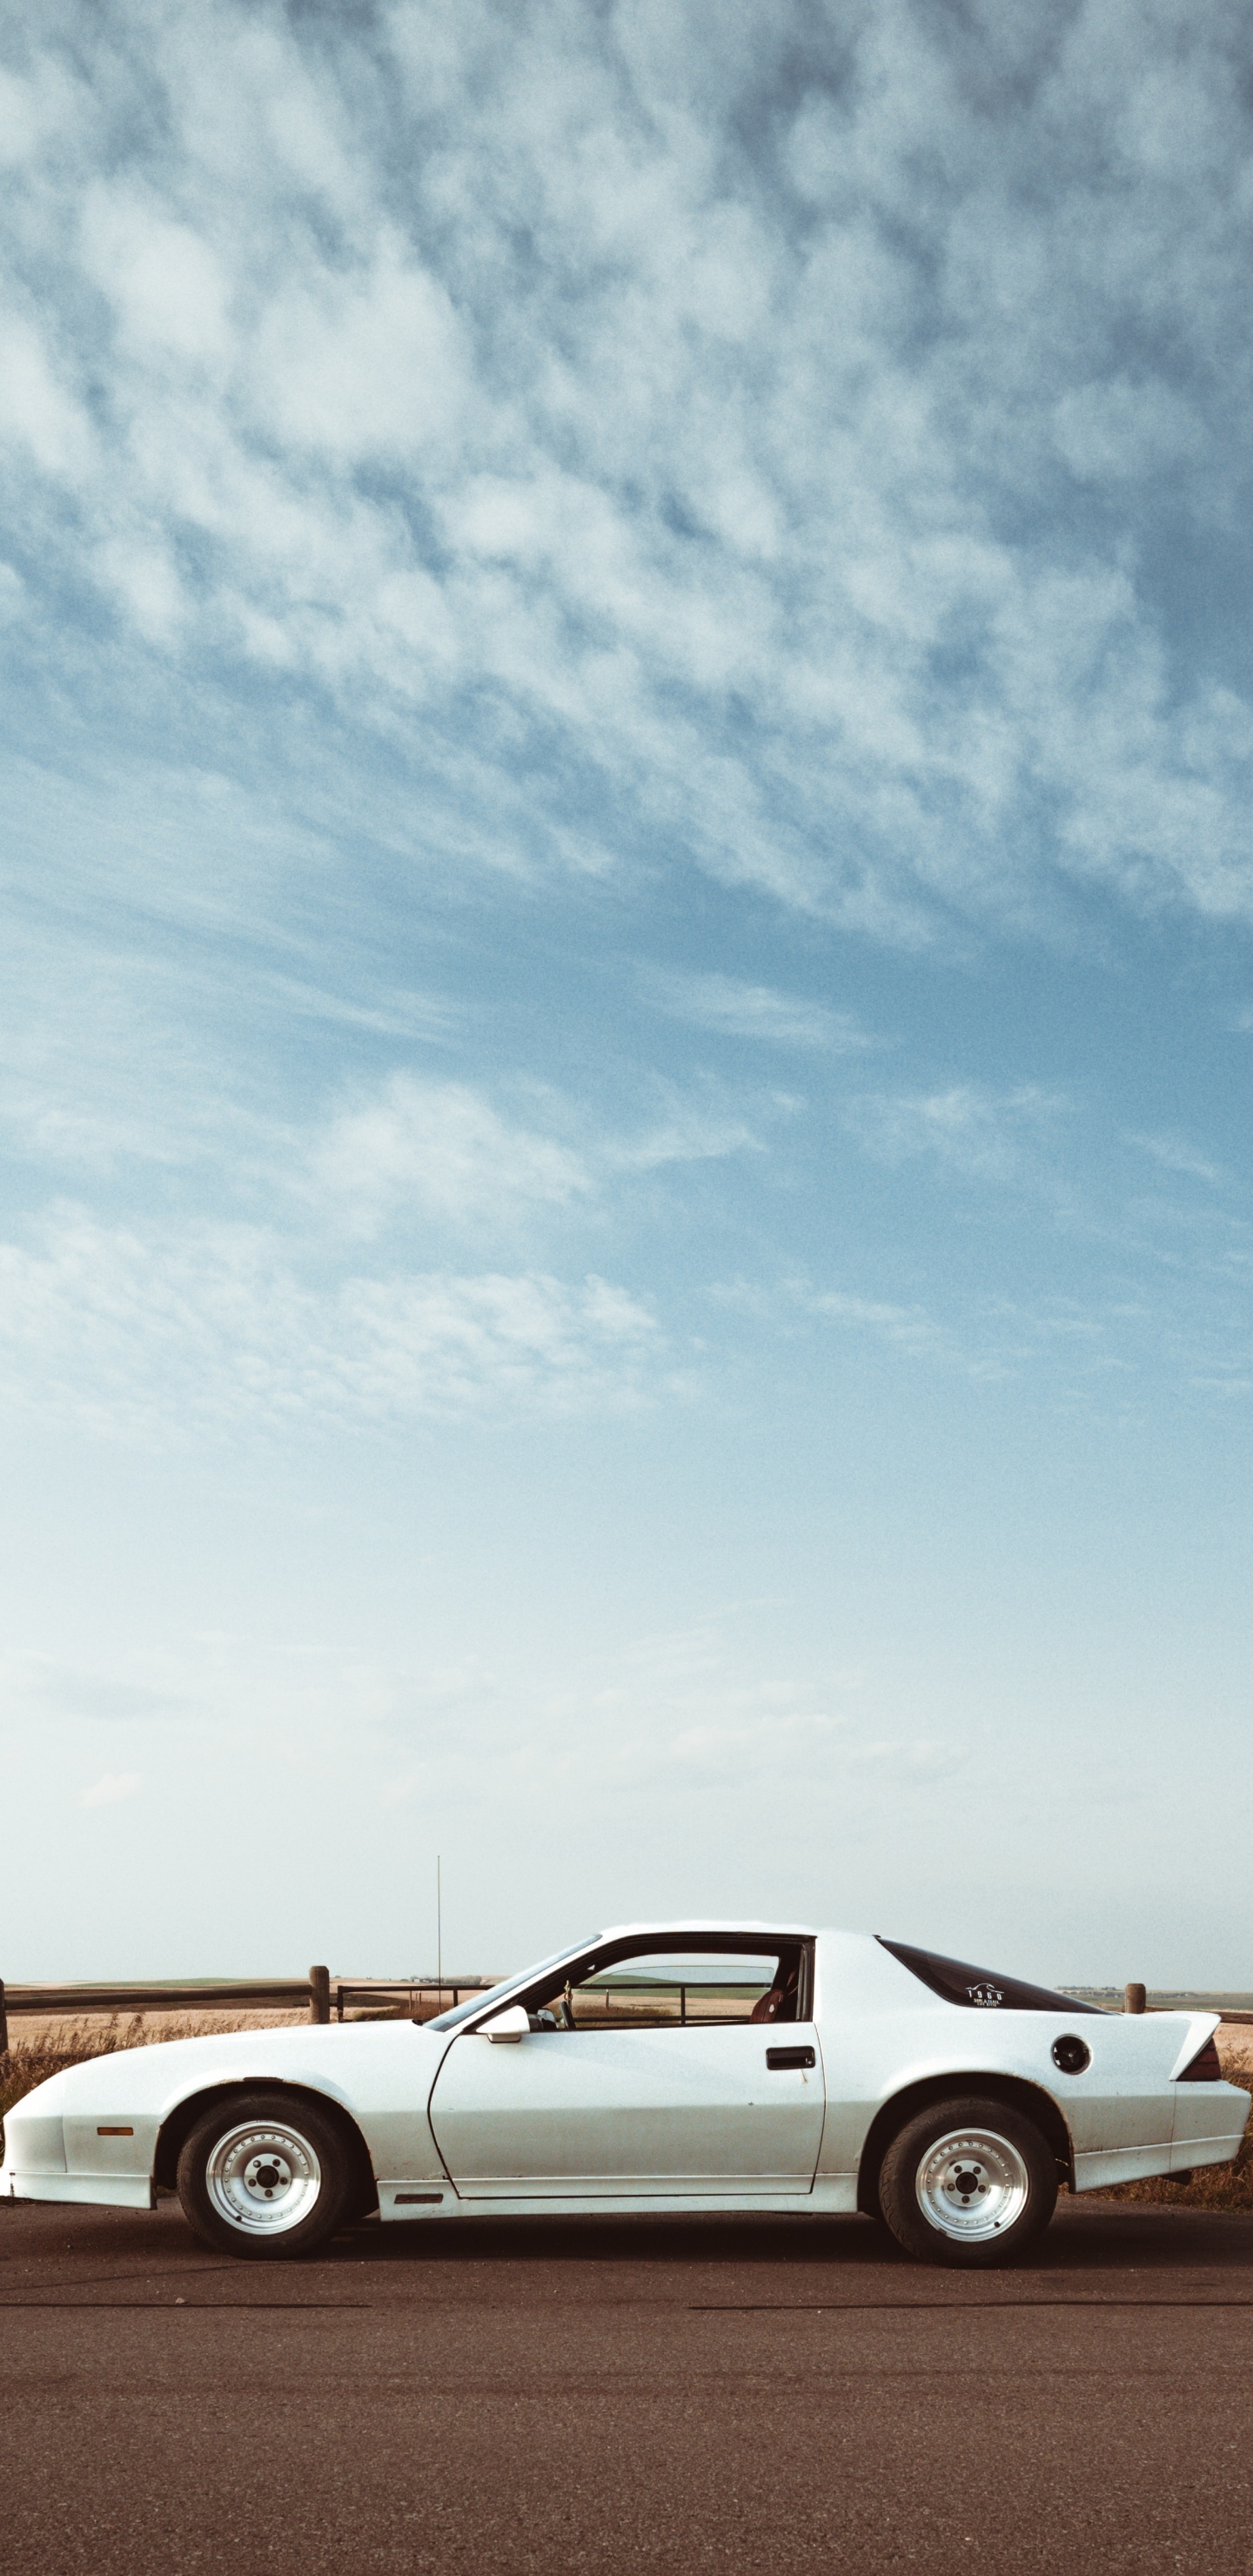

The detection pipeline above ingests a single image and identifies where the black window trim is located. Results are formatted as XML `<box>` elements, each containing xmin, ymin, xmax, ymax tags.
<box><xmin>459</xmin><ymin>1931</ymin><xmax>816</xmax><ymax>2033</ymax></box>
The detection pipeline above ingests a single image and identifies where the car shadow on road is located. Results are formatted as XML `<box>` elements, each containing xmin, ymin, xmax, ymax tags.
<box><xmin>322</xmin><ymin>2200</ymin><xmax>1253</xmax><ymax>2273</ymax></box>
<box><xmin>4</xmin><ymin>2196</ymin><xmax>1253</xmax><ymax>2289</ymax></box>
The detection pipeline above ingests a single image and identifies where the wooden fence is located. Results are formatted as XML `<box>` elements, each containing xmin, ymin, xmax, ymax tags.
<box><xmin>2</xmin><ymin>1973</ymin><xmax>1248</xmax><ymax>2055</ymax></box>
<box><xmin>0</xmin><ymin>1969</ymin><xmax>499</xmax><ymax>2054</ymax></box>
<box><xmin>1122</xmin><ymin>1984</ymin><xmax>1253</xmax><ymax>2023</ymax></box>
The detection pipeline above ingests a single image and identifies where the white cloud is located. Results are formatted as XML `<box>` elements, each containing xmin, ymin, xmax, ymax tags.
<box><xmin>0</xmin><ymin>1207</ymin><xmax>667</xmax><ymax>1439</ymax></box>
<box><xmin>250</xmin><ymin>235</ymin><xmax>468</xmax><ymax>460</ymax></box>
<box><xmin>844</xmin><ymin>1083</ymin><xmax>1067</xmax><ymax>1180</ymax></box>
<box><xmin>77</xmin><ymin>1771</ymin><xmax>143</xmax><ymax>1809</ymax></box>
<box><xmin>1</xmin><ymin>1654</ymin><xmax>191</xmax><ymax>1724</ymax></box>
<box><xmin>0</xmin><ymin>58</ymin><xmax>79</xmax><ymax>170</ymax></box>
<box><xmin>0</xmin><ymin>311</ymin><xmax>94</xmax><ymax>479</ymax></box>
<box><xmin>80</xmin><ymin>184</ymin><xmax>234</xmax><ymax>365</ymax></box>
<box><xmin>3</xmin><ymin>2</ymin><xmax>1253</xmax><ymax>938</ymax></box>
<box><xmin>605</xmin><ymin>1102</ymin><xmax>762</xmax><ymax>1175</ymax></box>
<box><xmin>709</xmin><ymin>1274</ymin><xmax>1140</xmax><ymax>1388</ymax></box>
<box><xmin>1129</xmin><ymin>1132</ymin><xmax>1228</xmax><ymax>1187</ymax></box>
<box><xmin>305</xmin><ymin>1071</ymin><xmax>763</xmax><ymax>1232</ymax></box>
<box><xmin>309</xmin><ymin>1076</ymin><xmax>590</xmax><ymax>1235</ymax></box>
<box><xmin>800</xmin><ymin>1287</ymin><xmax>958</xmax><ymax>1364</ymax></box>
<box><xmin>472</xmin><ymin>1612</ymin><xmax>970</xmax><ymax>1800</ymax></box>
<box><xmin>641</xmin><ymin>969</ymin><xmax>876</xmax><ymax>1052</ymax></box>
<box><xmin>93</xmin><ymin>536</ymin><xmax>186</xmax><ymax>641</ymax></box>
<box><xmin>1051</xmin><ymin>378</ymin><xmax>1206</xmax><ymax>486</ymax></box>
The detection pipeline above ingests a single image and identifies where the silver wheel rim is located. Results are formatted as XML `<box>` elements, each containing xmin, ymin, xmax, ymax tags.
<box><xmin>915</xmin><ymin>2125</ymin><xmax>1030</xmax><ymax>2241</ymax></box>
<box><xmin>204</xmin><ymin>2118</ymin><xmax>323</xmax><ymax>2237</ymax></box>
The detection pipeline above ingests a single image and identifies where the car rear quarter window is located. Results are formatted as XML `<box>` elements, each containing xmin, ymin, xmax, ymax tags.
<box><xmin>877</xmin><ymin>1937</ymin><xmax>1105</xmax><ymax>2014</ymax></box>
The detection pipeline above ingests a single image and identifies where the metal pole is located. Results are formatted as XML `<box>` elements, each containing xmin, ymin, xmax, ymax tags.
<box><xmin>1124</xmin><ymin>1981</ymin><xmax>1146</xmax><ymax>2016</ymax></box>
<box><xmin>310</xmin><ymin>1964</ymin><xmax>331</xmax><ymax>2025</ymax></box>
<box><xmin>437</xmin><ymin>1855</ymin><xmax>442</xmax><ymax>1999</ymax></box>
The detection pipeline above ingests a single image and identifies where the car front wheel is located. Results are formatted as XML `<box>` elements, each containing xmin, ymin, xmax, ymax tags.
<box><xmin>176</xmin><ymin>2091</ymin><xmax>351</xmax><ymax>2259</ymax></box>
<box><xmin>878</xmin><ymin>2095</ymin><xmax>1058</xmax><ymax>2266</ymax></box>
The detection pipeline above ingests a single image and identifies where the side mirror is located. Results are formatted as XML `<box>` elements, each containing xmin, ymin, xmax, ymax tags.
<box><xmin>479</xmin><ymin>2004</ymin><xmax>530</xmax><ymax>2044</ymax></box>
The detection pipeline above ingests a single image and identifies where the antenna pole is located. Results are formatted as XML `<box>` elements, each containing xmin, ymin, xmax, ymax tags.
<box><xmin>437</xmin><ymin>1854</ymin><xmax>442</xmax><ymax>2000</ymax></box>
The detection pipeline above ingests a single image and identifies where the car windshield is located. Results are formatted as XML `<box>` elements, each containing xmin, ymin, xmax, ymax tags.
<box><xmin>425</xmin><ymin>1943</ymin><xmax>594</xmax><ymax>2030</ymax></box>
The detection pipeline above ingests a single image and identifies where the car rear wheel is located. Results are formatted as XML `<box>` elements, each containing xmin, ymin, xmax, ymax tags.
<box><xmin>878</xmin><ymin>2095</ymin><xmax>1058</xmax><ymax>2266</ymax></box>
<box><xmin>177</xmin><ymin>2091</ymin><xmax>352</xmax><ymax>2260</ymax></box>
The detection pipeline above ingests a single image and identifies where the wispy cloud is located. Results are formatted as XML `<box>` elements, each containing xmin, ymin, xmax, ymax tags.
<box><xmin>604</xmin><ymin>1100</ymin><xmax>763</xmax><ymax>1175</ymax></box>
<box><xmin>640</xmin><ymin>969</ymin><xmax>877</xmax><ymax>1053</ymax></box>
<box><xmin>1</xmin><ymin>1654</ymin><xmax>192</xmax><ymax>1725</ymax></box>
<box><xmin>305</xmin><ymin>1072</ymin><xmax>763</xmax><ymax>1232</ymax></box>
<box><xmin>712</xmin><ymin>1262</ymin><xmax>1253</xmax><ymax>1410</ymax></box>
<box><xmin>309</xmin><ymin>1077</ymin><xmax>591</xmax><ymax>1236</ymax></box>
<box><xmin>505</xmin><ymin>1616</ymin><xmax>968</xmax><ymax>1797</ymax></box>
<box><xmin>800</xmin><ymin>1286</ymin><xmax>963</xmax><ymax>1365</ymax></box>
<box><xmin>1129</xmin><ymin>1132</ymin><xmax>1228</xmax><ymax>1188</ymax></box>
<box><xmin>844</xmin><ymin>1084</ymin><xmax>1067</xmax><ymax>1180</ymax></box>
<box><xmin>0</xmin><ymin>1208</ymin><xmax>670</xmax><ymax>1441</ymax></box>
<box><xmin>77</xmin><ymin>1771</ymin><xmax>143</xmax><ymax>1810</ymax></box>
<box><xmin>711</xmin><ymin>1274</ymin><xmax>978</xmax><ymax>1371</ymax></box>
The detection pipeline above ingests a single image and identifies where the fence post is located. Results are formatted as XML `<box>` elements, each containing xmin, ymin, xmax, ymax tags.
<box><xmin>0</xmin><ymin>1978</ymin><xmax>8</xmax><ymax>2055</ymax></box>
<box><xmin>1125</xmin><ymin>1981</ymin><xmax>1146</xmax><ymax>2016</ymax></box>
<box><xmin>309</xmin><ymin>1964</ymin><xmax>331</xmax><ymax>2025</ymax></box>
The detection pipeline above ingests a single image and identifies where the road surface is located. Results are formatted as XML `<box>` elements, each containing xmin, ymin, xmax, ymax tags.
<box><xmin>3</xmin><ymin>2195</ymin><xmax>1250</xmax><ymax>2571</ymax></box>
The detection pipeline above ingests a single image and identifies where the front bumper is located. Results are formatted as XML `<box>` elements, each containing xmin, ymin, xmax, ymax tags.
<box><xmin>2</xmin><ymin>2165</ymin><xmax>155</xmax><ymax>2210</ymax></box>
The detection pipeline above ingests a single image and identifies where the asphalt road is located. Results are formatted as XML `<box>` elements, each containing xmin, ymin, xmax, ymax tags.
<box><xmin>3</xmin><ymin>2197</ymin><xmax>1251</xmax><ymax>2573</ymax></box>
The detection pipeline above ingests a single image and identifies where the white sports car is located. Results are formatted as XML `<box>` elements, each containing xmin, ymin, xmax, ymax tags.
<box><xmin>3</xmin><ymin>1923</ymin><xmax>1246</xmax><ymax>2267</ymax></box>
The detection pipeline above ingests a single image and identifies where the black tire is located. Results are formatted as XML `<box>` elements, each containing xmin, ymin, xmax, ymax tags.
<box><xmin>338</xmin><ymin>2164</ymin><xmax>381</xmax><ymax>2228</ymax></box>
<box><xmin>878</xmin><ymin>2095</ymin><xmax>1058</xmax><ymax>2267</ymax></box>
<box><xmin>176</xmin><ymin>2091</ymin><xmax>352</xmax><ymax>2260</ymax></box>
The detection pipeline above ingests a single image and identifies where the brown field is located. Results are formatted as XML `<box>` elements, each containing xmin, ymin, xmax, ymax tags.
<box><xmin>10</xmin><ymin>2004</ymin><xmax>311</xmax><ymax>2050</ymax></box>
<box><xmin>0</xmin><ymin>2007</ymin><xmax>336</xmax><ymax>2136</ymax></box>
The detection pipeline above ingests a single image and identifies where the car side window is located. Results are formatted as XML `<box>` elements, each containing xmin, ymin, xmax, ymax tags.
<box><xmin>531</xmin><ymin>1949</ymin><xmax>801</xmax><ymax>2030</ymax></box>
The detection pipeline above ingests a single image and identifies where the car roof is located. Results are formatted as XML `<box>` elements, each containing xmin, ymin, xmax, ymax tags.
<box><xmin>593</xmin><ymin>1920</ymin><xmax>822</xmax><ymax>1942</ymax></box>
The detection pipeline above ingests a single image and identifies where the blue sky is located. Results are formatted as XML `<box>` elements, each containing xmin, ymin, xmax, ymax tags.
<box><xmin>3</xmin><ymin>0</ymin><xmax>1252</xmax><ymax>1985</ymax></box>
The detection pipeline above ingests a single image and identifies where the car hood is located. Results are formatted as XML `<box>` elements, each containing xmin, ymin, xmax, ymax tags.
<box><xmin>21</xmin><ymin>2022</ymin><xmax>446</xmax><ymax>2120</ymax></box>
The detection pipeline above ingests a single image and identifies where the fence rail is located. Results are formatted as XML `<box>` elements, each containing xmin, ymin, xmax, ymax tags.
<box><xmin>0</xmin><ymin>1969</ymin><xmax>499</xmax><ymax>2053</ymax></box>
<box><xmin>3</xmin><ymin>1973</ymin><xmax>1249</xmax><ymax>2056</ymax></box>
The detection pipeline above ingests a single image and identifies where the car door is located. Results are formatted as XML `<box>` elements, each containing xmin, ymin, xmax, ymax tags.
<box><xmin>426</xmin><ymin>1946</ymin><xmax>826</xmax><ymax>2200</ymax></box>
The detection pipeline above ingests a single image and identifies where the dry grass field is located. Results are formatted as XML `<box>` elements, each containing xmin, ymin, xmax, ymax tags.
<box><xmin>3</xmin><ymin>2015</ymin><xmax>1250</xmax><ymax>2210</ymax></box>
<box><xmin>0</xmin><ymin>2008</ymin><xmax>310</xmax><ymax>2136</ymax></box>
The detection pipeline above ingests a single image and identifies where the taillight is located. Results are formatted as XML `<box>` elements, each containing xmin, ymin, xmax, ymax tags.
<box><xmin>1176</xmin><ymin>2036</ymin><xmax>1223</xmax><ymax>2082</ymax></box>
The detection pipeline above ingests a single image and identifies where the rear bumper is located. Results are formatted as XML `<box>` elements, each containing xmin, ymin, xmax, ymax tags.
<box><xmin>1073</xmin><ymin>2143</ymin><xmax>1173</xmax><ymax>2192</ymax></box>
<box><xmin>1173</xmin><ymin>2083</ymin><xmax>1250</xmax><ymax>2169</ymax></box>
<box><xmin>1074</xmin><ymin>2132</ymin><xmax>1243</xmax><ymax>2192</ymax></box>
<box><xmin>2</xmin><ymin>2166</ymin><xmax>155</xmax><ymax>2210</ymax></box>
<box><xmin>1170</xmin><ymin>2131</ymin><xmax>1248</xmax><ymax>2176</ymax></box>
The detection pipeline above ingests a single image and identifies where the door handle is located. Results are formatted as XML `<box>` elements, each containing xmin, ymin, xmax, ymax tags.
<box><xmin>766</xmin><ymin>2045</ymin><xmax>815</xmax><ymax>2070</ymax></box>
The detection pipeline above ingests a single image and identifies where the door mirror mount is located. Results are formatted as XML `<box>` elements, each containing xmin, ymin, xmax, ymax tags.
<box><xmin>479</xmin><ymin>2004</ymin><xmax>530</xmax><ymax>2044</ymax></box>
